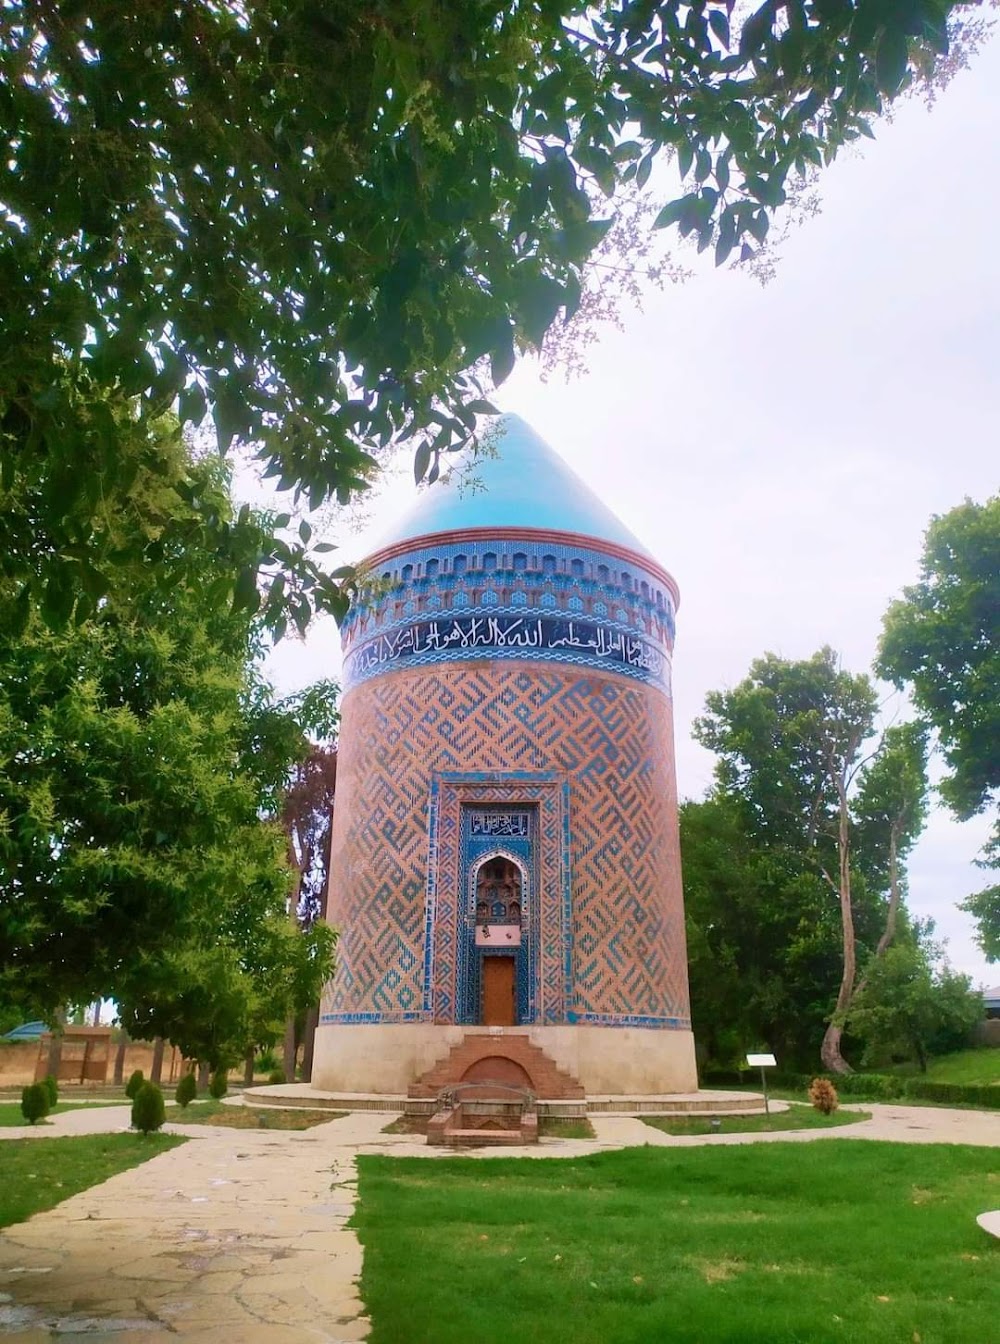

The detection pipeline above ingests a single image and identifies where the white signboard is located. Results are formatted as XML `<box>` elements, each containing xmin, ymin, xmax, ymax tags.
<box><xmin>746</xmin><ymin>1053</ymin><xmax>777</xmax><ymax>1068</ymax></box>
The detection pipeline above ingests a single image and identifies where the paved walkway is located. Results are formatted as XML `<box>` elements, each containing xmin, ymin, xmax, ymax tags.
<box><xmin>1</xmin><ymin>1102</ymin><xmax>997</xmax><ymax>1340</ymax></box>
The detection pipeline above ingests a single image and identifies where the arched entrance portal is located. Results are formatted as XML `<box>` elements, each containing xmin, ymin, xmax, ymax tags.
<box><xmin>474</xmin><ymin>855</ymin><xmax>524</xmax><ymax>1026</ymax></box>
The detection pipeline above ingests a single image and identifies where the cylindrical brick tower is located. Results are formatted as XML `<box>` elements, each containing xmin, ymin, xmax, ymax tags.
<box><xmin>312</xmin><ymin>415</ymin><xmax>697</xmax><ymax>1097</ymax></box>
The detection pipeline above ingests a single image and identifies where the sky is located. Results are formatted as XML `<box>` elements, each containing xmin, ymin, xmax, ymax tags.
<box><xmin>260</xmin><ymin>31</ymin><xmax>1000</xmax><ymax>991</ymax></box>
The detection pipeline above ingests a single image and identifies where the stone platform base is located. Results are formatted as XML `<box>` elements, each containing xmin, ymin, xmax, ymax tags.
<box><xmin>243</xmin><ymin>1082</ymin><xmax>770</xmax><ymax>1118</ymax></box>
<box><xmin>311</xmin><ymin>1022</ymin><xmax>698</xmax><ymax>1097</ymax></box>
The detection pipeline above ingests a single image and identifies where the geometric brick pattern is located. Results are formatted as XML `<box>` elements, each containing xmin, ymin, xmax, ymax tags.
<box><xmin>322</xmin><ymin>656</ymin><xmax>691</xmax><ymax>1030</ymax></box>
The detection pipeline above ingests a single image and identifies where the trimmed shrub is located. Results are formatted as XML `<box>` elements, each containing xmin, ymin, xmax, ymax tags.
<box><xmin>21</xmin><ymin>1082</ymin><xmax>50</xmax><ymax>1125</ymax></box>
<box><xmin>904</xmin><ymin>1080</ymin><xmax>1000</xmax><ymax>1109</ymax></box>
<box><xmin>209</xmin><ymin>1069</ymin><xmax>228</xmax><ymax>1099</ymax></box>
<box><xmin>42</xmin><ymin>1074</ymin><xmax>59</xmax><ymax>1107</ymax></box>
<box><xmin>770</xmin><ymin>1071</ymin><xmax>907</xmax><ymax>1101</ymax></box>
<box><xmin>125</xmin><ymin>1068</ymin><xmax>144</xmax><ymax>1099</ymax></box>
<box><xmin>132</xmin><ymin>1081</ymin><xmax>166</xmax><ymax>1134</ymax></box>
<box><xmin>256</xmin><ymin>1049</ymin><xmax>279</xmax><ymax>1074</ymax></box>
<box><xmin>175</xmin><ymin>1072</ymin><xmax>197</xmax><ymax>1108</ymax></box>
<box><xmin>833</xmin><ymin>1073</ymin><xmax>904</xmax><ymax>1101</ymax></box>
<box><xmin>268</xmin><ymin>1068</ymin><xmax>286</xmax><ymax>1086</ymax></box>
<box><xmin>809</xmin><ymin>1077</ymin><xmax>839</xmax><ymax>1115</ymax></box>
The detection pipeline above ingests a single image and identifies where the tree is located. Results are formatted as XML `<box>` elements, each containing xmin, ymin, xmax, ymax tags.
<box><xmin>878</xmin><ymin>495</ymin><xmax>1000</xmax><ymax>958</ymax></box>
<box><xmin>1</xmin><ymin>2</ymin><xmax>977</xmax><ymax>622</ymax></box>
<box><xmin>682</xmin><ymin>794</ymin><xmax>849</xmax><ymax>1071</ymax></box>
<box><xmin>693</xmin><ymin>649</ymin><xmax>929</xmax><ymax>1072</ymax></box>
<box><xmin>279</xmin><ymin>744</ymin><xmax>339</xmax><ymax>1080</ymax></box>
<box><xmin>846</xmin><ymin>936</ymin><xmax>982</xmax><ymax>1071</ymax></box>
<box><xmin>0</xmin><ymin>404</ymin><xmax>334</xmax><ymax>1034</ymax></box>
<box><xmin>879</xmin><ymin>496</ymin><xmax>1000</xmax><ymax>823</ymax></box>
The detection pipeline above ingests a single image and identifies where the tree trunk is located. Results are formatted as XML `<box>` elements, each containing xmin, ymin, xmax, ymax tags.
<box><xmin>822</xmin><ymin>772</ymin><xmax>858</xmax><ymax>1075</ymax></box>
<box><xmin>282</xmin><ymin>1017</ymin><xmax>297</xmax><ymax>1082</ymax></box>
<box><xmin>820</xmin><ymin>1021</ymin><xmax>850</xmax><ymax>1075</ymax></box>
<box><xmin>45</xmin><ymin>1007</ymin><xmax>66</xmax><ymax>1081</ymax></box>
<box><xmin>197</xmin><ymin>1060</ymin><xmax>210</xmax><ymax>1089</ymax></box>
<box><xmin>113</xmin><ymin>1031</ymin><xmax>129</xmax><ymax>1085</ymax></box>
<box><xmin>150</xmin><ymin>1037</ymin><xmax>165</xmax><ymax>1084</ymax></box>
<box><xmin>915</xmin><ymin>1038</ymin><xmax>928</xmax><ymax>1073</ymax></box>
<box><xmin>300</xmin><ymin>1005</ymin><xmax>319</xmax><ymax>1083</ymax></box>
<box><xmin>243</xmin><ymin>1048</ymin><xmax>255</xmax><ymax>1087</ymax></box>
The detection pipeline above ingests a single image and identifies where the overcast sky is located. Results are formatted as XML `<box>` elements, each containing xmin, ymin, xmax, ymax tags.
<box><xmin>261</xmin><ymin>32</ymin><xmax>1000</xmax><ymax>990</ymax></box>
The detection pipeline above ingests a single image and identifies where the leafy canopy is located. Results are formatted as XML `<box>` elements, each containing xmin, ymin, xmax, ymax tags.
<box><xmin>0</xmin><ymin>401</ymin><xmax>336</xmax><ymax>1048</ymax></box>
<box><xmin>878</xmin><ymin>495</ymin><xmax>1000</xmax><ymax>959</ymax></box>
<box><xmin>689</xmin><ymin>649</ymin><xmax>930</xmax><ymax>1070</ymax></box>
<box><xmin>878</xmin><ymin>495</ymin><xmax>1000</xmax><ymax>822</ymax></box>
<box><xmin>0</xmin><ymin>0</ymin><xmax>966</xmax><ymax>624</ymax></box>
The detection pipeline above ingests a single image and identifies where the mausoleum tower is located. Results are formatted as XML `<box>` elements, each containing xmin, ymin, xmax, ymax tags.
<box><xmin>312</xmin><ymin>415</ymin><xmax>697</xmax><ymax>1097</ymax></box>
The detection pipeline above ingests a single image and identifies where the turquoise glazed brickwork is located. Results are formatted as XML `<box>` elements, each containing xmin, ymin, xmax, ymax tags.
<box><xmin>342</xmin><ymin>535</ymin><xmax>676</xmax><ymax>695</ymax></box>
<box><xmin>320</xmin><ymin>414</ymin><xmax>692</xmax><ymax>1041</ymax></box>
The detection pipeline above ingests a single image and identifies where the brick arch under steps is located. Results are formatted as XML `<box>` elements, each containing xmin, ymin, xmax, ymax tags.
<box><xmin>408</xmin><ymin>1036</ymin><xmax>585</xmax><ymax>1101</ymax></box>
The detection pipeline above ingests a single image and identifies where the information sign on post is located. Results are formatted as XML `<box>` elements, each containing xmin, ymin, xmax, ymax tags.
<box><xmin>746</xmin><ymin>1053</ymin><xmax>777</xmax><ymax>1115</ymax></box>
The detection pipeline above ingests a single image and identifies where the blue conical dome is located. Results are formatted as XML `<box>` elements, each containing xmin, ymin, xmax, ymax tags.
<box><xmin>371</xmin><ymin>414</ymin><xmax>655</xmax><ymax>561</ymax></box>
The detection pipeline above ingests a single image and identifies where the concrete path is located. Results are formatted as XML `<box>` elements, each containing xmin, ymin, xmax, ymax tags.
<box><xmin>0</xmin><ymin>1112</ymin><xmax>375</xmax><ymax>1342</ymax></box>
<box><xmin>1</xmin><ymin>1102</ymin><xmax>997</xmax><ymax>1340</ymax></box>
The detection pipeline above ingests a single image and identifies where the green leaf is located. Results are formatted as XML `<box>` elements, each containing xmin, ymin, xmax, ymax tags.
<box><xmin>231</xmin><ymin>565</ymin><xmax>260</xmax><ymax>615</ymax></box>
<box><xmin>708</xmin><ymin>9</ymin><xmax>730</xmax><ymax>49</ymax></box>
<box><xmin>739</xmin><ymin>2</ymin><xmax>775</xmax><ymax>59</ymax></box>
<box><xmin>678</xmin><ymin>142</ymin><xmax>694</xmax><ymax>179</ymax></box>
<box><xmin>876</xmin><ymin>27</ymin><xmax>910</xmax><ymax>96</ymax></box>
<box><xmin>653</xmin><ymin>197</ymin><xmax>688</xmax><ymax>230</ymax></box>
<box><xmin>490</xmin><ymin>336</ymin><xmax>516</xmax><ymax>387</ymax></box>
<box><xmin>413</xmin><ymin>438</ymin><xmax>432</xmax><ymax>485</ymax></box>
<box><xmin>748</xmin><ymin>210</ymin><xmax>769</xmax><ymax>244</ymax></box>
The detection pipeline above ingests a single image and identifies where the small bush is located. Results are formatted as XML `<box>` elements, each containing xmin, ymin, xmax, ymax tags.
<box><xmin>175</xmin><ymin>1072</ymin><xmax>197</xmax><ymax>1108</ymax></box>
<box><xmin>132</xmin><ymin>1081</ymin><xmax>166</xmax><ymax>1134</ymax></box>
<box><xmin>209</xmin><ymin>1069</ymin><xmax>228</xmax><ymax>1099</ymax></box>
<box><xmin>256</xmin><ymin>1048</ymin><xmax>279</xmax><ymax>1074</ymax></box>
<box><xmin>268</xmin><ymin>1068</ymin><xmax>286</xmax><ymax>1085</ymax></box>
<box><xmin>21</xmin><ymin>1082</ymin><xmax>51</xmax><ymax>1125</ymax></box>
<box><xmin>42</xmin><ymin>1074</ymin><xmax>59</xmax><ymax>1107</ymax></box>
<box><xmin>125</xmin><ymin>1068</ymin><xmax>144</xmax><ymax>1099</ymax></box>
<box><xmin>809</xmin><ymin>1077</ymin><xmax>839</xmax><ymax>1115</ymax></box>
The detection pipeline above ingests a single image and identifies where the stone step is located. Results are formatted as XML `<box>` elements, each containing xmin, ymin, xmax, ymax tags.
<box><xmin>587</xmin><ymin>1091</ymin><xmax>765</xmax><ymax>1114</ymax></box>
<box><xmin>436</xmin><ymin>1128</ymin><xmax>530</xmax><ymax>1147</ymax></box>
<box><xmin>410</xmin><ymin>1034</ymin><xmax>585</xmax><ymax>1101</ymax></box>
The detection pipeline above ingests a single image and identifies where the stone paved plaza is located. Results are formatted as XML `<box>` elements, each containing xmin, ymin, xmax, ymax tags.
<box><xmin>1</xmin><ymin>1102</ymin><xmax>997</xmax><ymax>1340</ymax></box>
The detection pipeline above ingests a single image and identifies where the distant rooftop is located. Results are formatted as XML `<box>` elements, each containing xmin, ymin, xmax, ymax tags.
<box><xmin>370</xmin><ymin>414</ymin><xmax>656</xmax><ymax>562</ymax></box>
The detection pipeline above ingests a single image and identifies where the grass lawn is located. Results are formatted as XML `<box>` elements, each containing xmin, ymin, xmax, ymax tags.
<box><xmin>642</xmin><ymin>1103</ymin><xmax>869</xmax><ymax>1137</ymax></box>
<box><xmin>0</xmin><ymin>1100</ymin><xmax>123</xmax><ymax>1127</ymax></box>
<box><xmin>891</xmin><ymin>1047</ymin><xmax>1000</xmax><ymax>1087</ymax></box>
<box><xmin>354</xmin><ymin>1141</ymin><xmax>1000</xmax><ymax>1344</ymax></box>
<box><xmin>1</xmin><ymin>1134</ymin><xmax>184</xmax><ymax>1230</ymax></box>
<box><xmin>169</xmin><ymin>1100</ymin><xmax>346</xmax><ymax>1129</ymax></box>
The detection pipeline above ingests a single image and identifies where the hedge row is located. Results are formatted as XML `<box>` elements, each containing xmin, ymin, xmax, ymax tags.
<box><xmin>703</xmin><ymin>1069</ymin><xmax>1000</xmax><ymax>1109</ymax></box>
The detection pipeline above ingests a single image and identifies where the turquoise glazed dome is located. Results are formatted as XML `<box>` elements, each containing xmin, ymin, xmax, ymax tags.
<box><xmin>373</xmin><ymin>414</ymin><xmax>656</xmax><ymax>561</ymax></box>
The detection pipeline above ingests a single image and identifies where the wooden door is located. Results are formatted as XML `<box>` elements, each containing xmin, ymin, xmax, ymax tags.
<box><xmin>482</xmin><ymin>957</ymin><xmax>516</xmax><ymax>1026</ymax></box>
